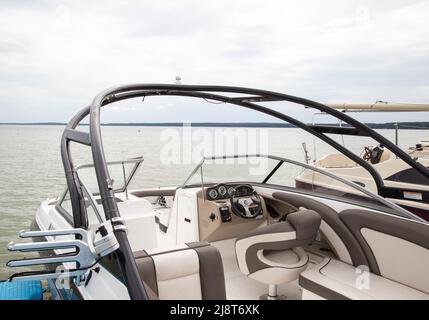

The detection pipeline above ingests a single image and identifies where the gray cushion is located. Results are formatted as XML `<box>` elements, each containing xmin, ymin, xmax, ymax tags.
<box><xmin>287</xmin><ymin>210</ymin><xmax>321</xmax><ymax>241</ymax></box>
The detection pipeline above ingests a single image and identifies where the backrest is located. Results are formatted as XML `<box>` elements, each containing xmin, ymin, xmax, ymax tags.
<box><xmin>134</xmin><ymin>242</ymin><xmax>226</xmax><ymax>300</ymax></box>
<box><xmin>339</xmin><ymin>209</ymin><xmax>429</xmax><ymax>293</ymax></box>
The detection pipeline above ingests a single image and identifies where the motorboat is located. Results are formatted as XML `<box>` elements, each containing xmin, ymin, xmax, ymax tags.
<box><xmin>2</xmin><ymin>84</ymin><xmax>429</xmax><ymax>300</ymax></box>
<box><xmin>297</xmin><ymin>102</ymin><xmax>429</xmax><ymax>220</ymax></box>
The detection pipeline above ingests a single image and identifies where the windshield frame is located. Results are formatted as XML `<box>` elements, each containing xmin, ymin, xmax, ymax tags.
<box><xmin>181</xmin><ymin>154</ymin><xmax>423</xmax><ymax>222</ymax></box>
<box><xmin>55</xmin><ymin>156</ymin><xmax>144</xmax><ymax>227</ymax></box>
<box><xmin>75</xmin><ymin>156</ymin><xmax>143</xmax><ymax>195</ymax></box>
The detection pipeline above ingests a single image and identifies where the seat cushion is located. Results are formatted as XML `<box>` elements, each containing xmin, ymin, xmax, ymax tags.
<box><xmin>250</xmin><ymin>248</ymin><xmax>309</xmax><ymax>285</ymax></box>
<box><xmin>235</xmin><ymin>209</ymin><xmax>320</xmax><ymax>275</ymax></box>
<box><xmin>262</xmin><ymin>248</ymin><xmax>304</xmax><ymax>266</ymax></box>
<box><xmin>300</xmin><ymin>258</ymin><xmax>429</xmax><ymax>300</ymax></box>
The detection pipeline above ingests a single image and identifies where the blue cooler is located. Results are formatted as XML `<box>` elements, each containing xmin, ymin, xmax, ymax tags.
<box><xmin>0</xmin><ymin>280</ymin><xmax>43</xmax><ymax>300</ymax></box>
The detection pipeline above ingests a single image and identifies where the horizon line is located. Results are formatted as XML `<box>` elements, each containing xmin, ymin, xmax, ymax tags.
<box><xmin>0</xmin><ymin>121</ymin><xmax>428</xmax><ymax>129</ymax></box>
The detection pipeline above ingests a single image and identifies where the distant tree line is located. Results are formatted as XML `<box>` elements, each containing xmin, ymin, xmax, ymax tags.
<box><xmin>1</xmin><ymin>122</ymin><xmax>428</xmax><ymax>129</ymax></box>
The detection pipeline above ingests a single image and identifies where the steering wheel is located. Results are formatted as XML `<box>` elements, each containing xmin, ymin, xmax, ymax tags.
<box><xmin>362</xmin><ymin>147</ymin><xmax>372</xmax><ymax>162</ymax></box>
<box><xmin>230</xmin><ymin>186</ymin><xmax>263</xmax><ymax>219</ymax></box>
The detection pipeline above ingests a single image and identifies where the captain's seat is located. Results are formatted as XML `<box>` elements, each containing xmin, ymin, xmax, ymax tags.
<box><xmin>134</xmin><ymin>242</ymin><xmax>226</xmax><ymax>300</ymax></box>
<box><xmin>235</xmin><ymin>209</ymin><xmax>321</xmax><ymax>299</ymax></box>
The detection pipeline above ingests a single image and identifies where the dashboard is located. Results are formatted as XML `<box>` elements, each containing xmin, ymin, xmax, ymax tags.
<box><xmin>197</xmin><ymin>183</ymin><xmax>267</xmax><ymax>242</ymax></box>
<box><xmin>206</xmin><ymin>184</ymin><xmax>255</xmax><ymax>201</ymax></box>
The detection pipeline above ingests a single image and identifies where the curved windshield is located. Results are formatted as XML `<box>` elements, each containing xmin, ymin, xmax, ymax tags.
<box><xmin>76</xmin><ymin>156</ymin><xmax>143</xmax><ymax>196</ymax></box>
<box><xmin>182</xmin><ymin>154</ymin><xmax>419</xmax><ymax>221</ymax></box>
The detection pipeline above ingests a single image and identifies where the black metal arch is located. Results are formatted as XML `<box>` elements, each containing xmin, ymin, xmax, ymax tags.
<box><xmin>102</xmin><ymin>88</ymin><xmax>386</xmax><ymax>188</ymax></box>
<box><xmin>61</xmin><ymin>83</ymin><xmax>429</xmax><ymax>300</ymax></box>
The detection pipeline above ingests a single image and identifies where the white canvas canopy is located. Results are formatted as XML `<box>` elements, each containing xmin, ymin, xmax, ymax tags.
<box><xmin>326</xmin><ymin>102</ymin><xmax>429</xmax><ymax>112</ymax></box>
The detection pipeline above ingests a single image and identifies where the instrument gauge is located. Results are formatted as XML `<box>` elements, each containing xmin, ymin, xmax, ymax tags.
<box><xmin>227</xmin><ymin>186</ymin><xmax>236</xmax><ymax>197</ymax></box>
<box><xmin>218</xmin><ymin>185</ymin><xmax>227</xmax><ymax>196</ymax></box>
<box><xmin>208</xmin><ymin>189</ymin><xmax>219</xmax><ymax>200</ymax></box>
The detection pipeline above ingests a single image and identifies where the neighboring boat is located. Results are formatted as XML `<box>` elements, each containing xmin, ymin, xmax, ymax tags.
<box><xmin>2</xmin><ymin>85</ymin><xmax>429</xmax><ymax>300</ymax></box>
<box><xmin>297</xmin><ymin>102</ymin><xmax>429</xmax><ymax>220</ymax></box>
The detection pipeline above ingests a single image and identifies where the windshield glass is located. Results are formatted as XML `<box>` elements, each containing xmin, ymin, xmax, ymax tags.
<box><xmin>76</xmin><ymin>157</ymin><xmax>143</xmax><ymax>196</ymax></box>
<box><xmin>184</xmin><ymin>156</ymin><xmax>278</xmax><ymax>185</ymax></box>
<box><xmin>182</xmin><ymin>154</ymin><xmax>417</xmax><ymax>220</ymax></box>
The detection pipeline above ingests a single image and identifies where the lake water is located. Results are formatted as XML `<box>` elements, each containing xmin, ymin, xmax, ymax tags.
<box><xmin>0</xmin><ymin>125</ymin><xmax>427</xmax><ymax>278</ymax></box>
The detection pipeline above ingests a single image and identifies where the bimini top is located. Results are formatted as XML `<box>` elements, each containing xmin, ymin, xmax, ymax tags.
<box><xmin>326</xmin><ymin>101</ymin><xmax>429</xmax><ymax>112</ymax></box>
<box><xmin>60</xmin><ymin>83</ymin><xmax>429</xmax><ymax>299</ymax></box>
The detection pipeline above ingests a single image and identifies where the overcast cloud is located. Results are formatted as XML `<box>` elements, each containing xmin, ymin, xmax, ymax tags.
<box><xmin>0</xmin><ymin>0</ymin><xmax>428</xmax><ymax>123</ymax></box>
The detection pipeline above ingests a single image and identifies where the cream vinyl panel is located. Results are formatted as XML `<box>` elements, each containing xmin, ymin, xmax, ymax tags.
<box><xmin>151</xmin><ymin>248</ymin><xmax>202</xmax><ymax>300</ymax></box>
<box><xmin>320</xmin><ymin>221</ymin><xmax>352</xmax><ymax>264</ymax></box>
<box><xmin>361</xmin><ymin>228</ymin><xmax>429</xmax><ymax>294</ymax></box>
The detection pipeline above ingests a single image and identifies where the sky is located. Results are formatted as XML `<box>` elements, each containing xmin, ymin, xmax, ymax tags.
<box><xmin>0</xmin><ymin>0</ymin><xmax>428</xmax><ymax>123</ymax></box>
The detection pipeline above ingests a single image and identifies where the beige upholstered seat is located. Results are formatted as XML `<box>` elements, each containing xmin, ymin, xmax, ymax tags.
<box><xmin>134</xmin><ymin>241</ymin><xmax>226</xmax><ymax>300</ymax></box>
<box><xmin>235</xmin><ymin>210</ymin><xmax>321</xmax><ymax>299</ymax></box>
